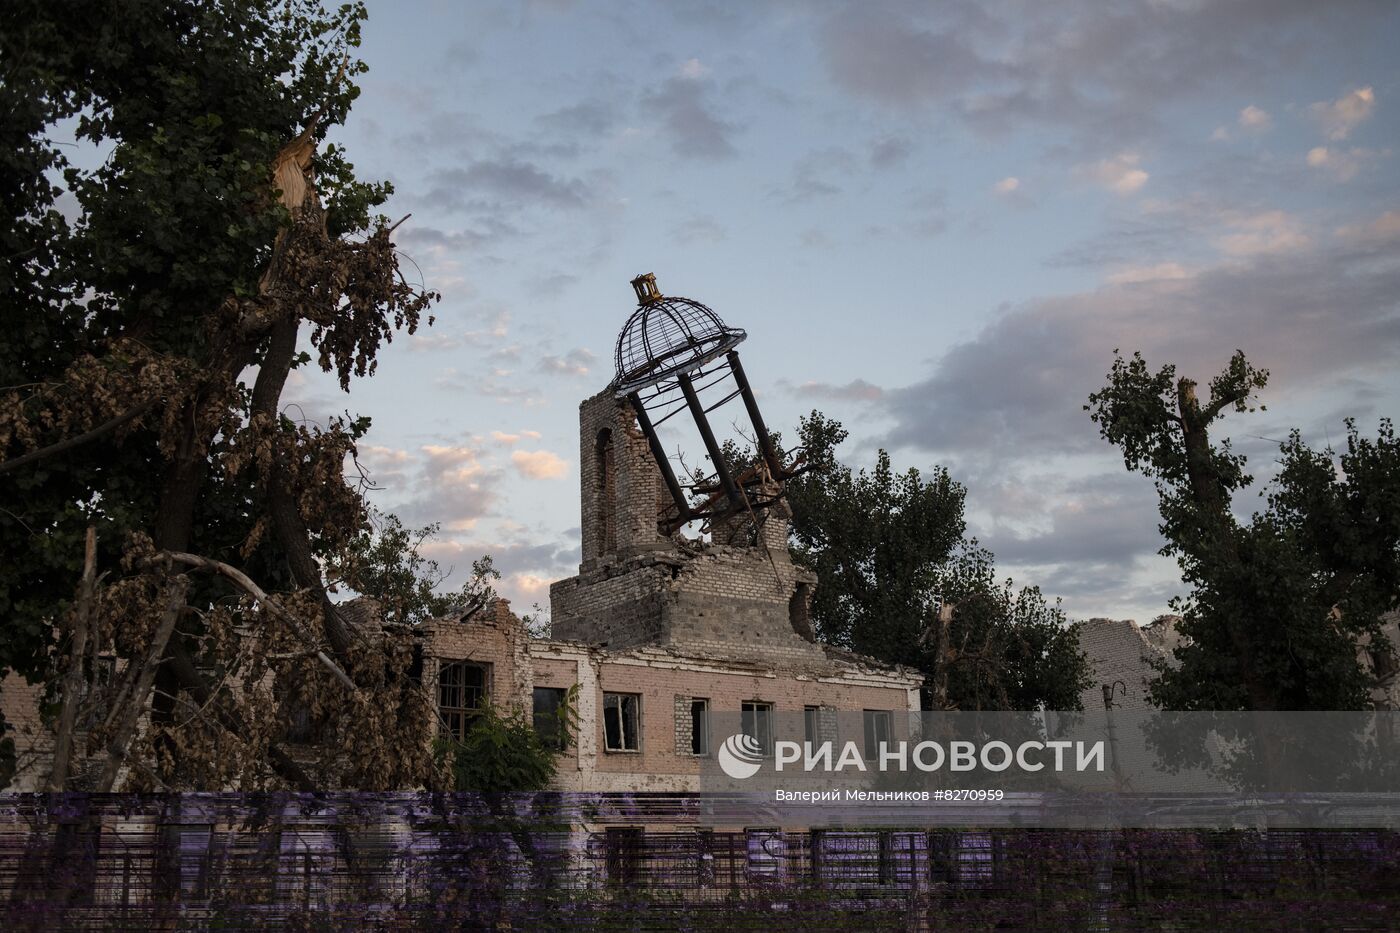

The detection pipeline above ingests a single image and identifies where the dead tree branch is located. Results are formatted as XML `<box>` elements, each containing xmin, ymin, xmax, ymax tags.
<box><xmin>0</xmin><ymin>401</ymin><xmax>153</xmax><ymax>477</ymax></box>
<box><xmin>94</xmin><ymin>574</ymin><xmax>189</xmax><ymax>792</ymax></box>
<box><xmin>151</xmin><ymin>550</ymin><xmax>358</xmax><ymax>691</ymax></box>
<box><xmin>163</xmin><ymin>641</ymin><xmax>316</xmax><ymax>791</ymax></box>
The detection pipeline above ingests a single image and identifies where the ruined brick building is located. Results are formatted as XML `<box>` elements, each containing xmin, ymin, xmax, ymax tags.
<box><xmin>419</xmin><ymin>275</ymin><xmax>923</xmax><ymax>791</ymax></box>
<box><xmin>419</xmin><ymin>383</ymin><xmax>922</xmax><ymax>791</ymax></box>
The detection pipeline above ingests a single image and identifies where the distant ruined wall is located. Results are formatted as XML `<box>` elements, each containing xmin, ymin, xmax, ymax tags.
<box><xmin>1</xmin><ymin>671</ymin><xmax>52</xmax><ymax>791</ymax></box>
<box><xmin>1076</xmin><ymin>617</ymin><xmax>1180</xmax><ymax>711</ymax></box>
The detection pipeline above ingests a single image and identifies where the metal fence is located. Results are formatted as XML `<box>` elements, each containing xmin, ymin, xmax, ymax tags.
<box><xmin>2</xmin><ymin>794</ymin><xmax>1397</xmax><ymax>930</ymax></box>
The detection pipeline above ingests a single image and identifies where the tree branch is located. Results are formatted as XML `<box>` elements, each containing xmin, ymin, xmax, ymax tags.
<box><xmin>163</xmin><ymin>641</ymin><xmax>316</xmax><ymax>791</ymax></box>
<box><xmin>1201</xmin><ymin>387</ymin><xmax>1251</xmax><ymax>424</ymax></box>
<box><xmin>152</xmin><ymin>551</ymin><xmax>358</xmax><ymax>691</ymax></box>
<box><xmin>250</xmin><ymin>314</ymin><xmax>356</xmax><ymax>660</ymax></box>
<box><xmin>0</xmin><ymin>401</ymin><xmax>153</xmax><ymax>476</ymax></box>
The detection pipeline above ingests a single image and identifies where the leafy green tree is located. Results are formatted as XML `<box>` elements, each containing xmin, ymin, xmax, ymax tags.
<box><xmin>923</xmin><ymin>546</ymin><xmax>1092</xmax><ymax>712</ymax></box>
<box><xmin>783</xmin><ymin>415</ymin><xmax>964</xmax><ymax>657</ymax></box>
<box><xmin>731</xmin><ymin>412</ymin><xmax>1090</xmax><ymax>710</ymax></box>
<box><xmin>439</xmin><ymin>687</ymin><xmax>579</xmax><ymax>793</ymax></box>
<box><xmin>0</xmin><ymin>0</ymin><xmax>452</xmax><ymax>789</ymax></box>
<box><xmin>333</xmin><ymin>509</ymin><xmax>500</xmax><ymax>626</ymax></box>
<box><xmin>1087</xmin><ymin>351</ymin><xmax>1398</xmax><ymax>710</ymax></box>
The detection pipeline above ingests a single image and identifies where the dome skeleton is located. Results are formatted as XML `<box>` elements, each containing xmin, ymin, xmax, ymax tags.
<box><xmin>612</xmin><ymin>273</ymin><xmax>807</xmax><ymax>535</ymax></box>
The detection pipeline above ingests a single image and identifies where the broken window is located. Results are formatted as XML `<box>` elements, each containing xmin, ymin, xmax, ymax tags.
<box><xmin>287</xmin><ymin>702</ymin><xmax>320</xmax><ymax>745</ymax></box>
<box><xmin>741</xmin><ymin>701</ymin><xmax>774</xmax><ymax>757</ymax></box>
<box><xmin>689</xmin><ymin>698</ymin><xmax>709</xmax><ymax>755</ymax></box>
<box><xmin>532</xmin><ymin>686</ymin><xmax>569</xmax><ymax>750</ymax></box>
<box><xmin>863</xmin><ymin>709</ymin><xmax>892</xmax><ymax>761</ymax></box>
<box><xmin>603</xmin><ymin>692</ymin><xmax>641</xmax><ymax>751</ymax></box>
<box><xmin>803</xmin><ymin>705</ymin><xmax>820</xmax><ymax>748</ymax></box>
<box><xmin>278</xmin><ymin>672</ymin><xmax>323</xmax><ymax>745</ymax></box>
<box><xmin>438</xmin><ymin>661</ymin><xmax>489</xmax><ymax>741</ymax></box>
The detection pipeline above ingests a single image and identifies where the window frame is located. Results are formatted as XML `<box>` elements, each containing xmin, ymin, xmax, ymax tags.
<box><xmin>437</xmin><ymin>660</ymin><xmax>491</xmax><ymax>741</ymax></box>
<box><xmin>532</xmin><ymin>685</ymin><xmax>570</xmax><ymax>751</ymax></box>
<box><xmin>862</xmin><ymin>709</ymin><xmax>893</xmax><ymax>761</ymax></box>
<box><xmin>741</xmin><ymin>700</ymin><xmax>775</xmax><ymax>758</ymax></box>
<box><xmin>604</xmin><ymin>826</ymin><xmax>643</xmax><ymax>886</ymax></box>
<box><xmin>286</xmin><ymin>701</ymin><xmax>321</xmax><ymax>745</ymax></box>
<box><xmin>603</xmin><ymin>691</ymin><xmax>642</xmax><ymax>753</ymax></box>
<box><xmin>803</xmin><ymin>705</ymin><xmax>820</xmax><ymax>748</ymax></box>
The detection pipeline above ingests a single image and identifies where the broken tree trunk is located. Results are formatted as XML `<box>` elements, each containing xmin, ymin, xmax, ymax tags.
<box><xmin>46</xmin><ymin>526</ymin><xmax>97</xmax><ymax>791</ymax></box>
<box><xmin>93</xmin><ymin>574</ymin><xmax>190</xmax><ymax>793</ymax></box>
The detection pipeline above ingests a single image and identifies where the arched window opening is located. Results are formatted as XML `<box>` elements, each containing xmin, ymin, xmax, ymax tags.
<box><xmin>596</xmin><ymin>428</ymin><xmax>616</xmax><ymax>554</ymax></box>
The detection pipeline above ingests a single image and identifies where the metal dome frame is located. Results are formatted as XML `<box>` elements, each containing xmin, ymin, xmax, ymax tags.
<box><xmin>612</xmin><ymin>295</ymin><xmax>747</xmax><ymax>396</ymax></box>
<box><xmin>611</xmin><ymin>274</ymin><xmax>804</xmax><ymax>534</ymax></box>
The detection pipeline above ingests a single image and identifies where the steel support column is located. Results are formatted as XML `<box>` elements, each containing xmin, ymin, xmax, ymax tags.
<box><xmin>726</xmin><ymin>350</ymin><xmax>784</xmax><ymax>480</ymax></box>
<box><xmin>678</xmin><ymin>372</ymin><xmax>742</xmax><ymax>508</ymax></box>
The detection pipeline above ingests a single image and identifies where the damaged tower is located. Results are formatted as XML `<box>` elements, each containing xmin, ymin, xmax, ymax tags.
<box><xmin>550</xmin><ymin>274</ymin><xmax>822</xmax><ymax>664</ymax></box>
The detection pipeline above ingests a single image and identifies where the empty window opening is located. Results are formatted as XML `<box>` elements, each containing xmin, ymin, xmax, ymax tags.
<box><xmin>604</xmin><ymin>692</ymin><xmax>641</xmax><ymax>751</ymax></box>
<box><xmin>690</xmin><ymin>698</ymin><xmax>709</xmax><ymax>755</ymax></box>
<box><xmin>533</xmin><ymin>686</ymin><xmax>569</xmax><ymax>750</ymax></box>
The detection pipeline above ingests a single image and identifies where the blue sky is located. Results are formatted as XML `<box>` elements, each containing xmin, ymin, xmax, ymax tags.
<box><xmin>291</xmin><ymin>0</ymin><xmax>1400</xmax><ymax>622</ymax></box>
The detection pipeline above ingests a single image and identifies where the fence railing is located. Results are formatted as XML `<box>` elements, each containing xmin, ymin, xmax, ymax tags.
<box><xmin>2</xmin><ymin>793</ymin><xmax>1396</xmax><ymax>930</ymax></box>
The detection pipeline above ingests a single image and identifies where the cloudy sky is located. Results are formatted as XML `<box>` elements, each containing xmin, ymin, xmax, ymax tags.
<box><xmin>297</xmin><ymin>0</ymin><xmax>1400</xmax><ymax>622</ymax></box>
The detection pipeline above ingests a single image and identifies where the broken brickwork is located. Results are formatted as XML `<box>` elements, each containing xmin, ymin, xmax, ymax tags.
<box><xmin>553</xmin><ymin>390</ymin><xmax>821</xmax><ymax>666</ymax></box>
<box><xmin>576</xmin><ymin>390</ymin><xmax>669</xmax><ymax>567</ymax></box>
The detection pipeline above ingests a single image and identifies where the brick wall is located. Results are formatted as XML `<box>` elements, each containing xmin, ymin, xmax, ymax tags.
<box><xmin>531</xmin><ymin>647</ymin><xmax>916</xmax><ymax>792</ymax></box>
<box><xmin>417</xmin><ymin>597</ymin><xmax>919</xmax><ymax>793</ymax></box>
<box><xmin>1</xmin><ymin>671</ymin><xmax>52</xmax><ymax>791</ymax></box>
<box><xmin>1076</xmin><ymin>617</ymin><xmax>1173</xmax><ymax>711</ymax></box>
<box><xmin>420</xmin><ymin>599</ymin><xmax>533</xmax><ymax>721</ymax></box>
<box><xmin>577</xmin><ymin>391</ymin><xmax>668</xmax><ymax>567</ymax></box>
<box><xmin>552</xmin><ymin>538</ymin><xmax>823</xmax><ymax>664</ymax></box>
